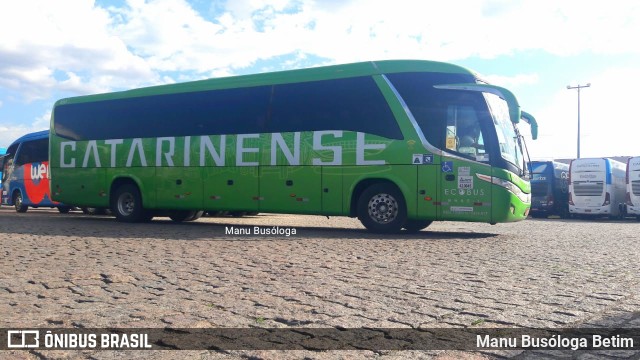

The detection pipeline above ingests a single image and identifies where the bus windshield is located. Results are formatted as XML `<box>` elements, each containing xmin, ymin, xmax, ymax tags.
<box><xmin>484</xmin><ymin>92</ymin><xmax>525</xmax><ymax>175</ymax></box>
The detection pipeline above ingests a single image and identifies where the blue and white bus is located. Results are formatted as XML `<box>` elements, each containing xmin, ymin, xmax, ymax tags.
<box><xmin>1</xmin><ymin>131</ymin><xmax>71</xmax><ymax>213</ymax></box>
<box><xmin>569</xmin><ymin>157</ymin><xmax>626</xmax><ymax>218</ymax></box>
<box><xmin>529</xmin><ymin>161</ymin><xmax>570</xmax><ymax>218</ymax></box>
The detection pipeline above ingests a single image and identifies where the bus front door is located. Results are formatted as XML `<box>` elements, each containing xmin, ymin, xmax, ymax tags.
<box><xmin>416</xmin><ymin>163</ymin><xmax>439</xmax><ymax>221</ymax></box>
<box><xmin>438</xmin><ymin>158</ymin><xmax>493</xmax><ymax>223</ymax></box>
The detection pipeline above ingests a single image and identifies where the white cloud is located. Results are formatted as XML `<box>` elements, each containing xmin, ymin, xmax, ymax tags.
<box><xmin>2</xmin><ymin>0</ymin><xmax>640</xmax><ymax>152</ymax></box>
<box><xmin>0</xmin><ymin>1</ymin><xmax>155</xmax><ymax>101</ymax></box>
<box><xmin>2</xmin><ymin>0</ymin><xmax>640</xmax><ymax>101</ymax></box>
<box><xmin>0</xmin><ymin>111</ymin><xmax>50</xmax><ymax>150</ymax></box>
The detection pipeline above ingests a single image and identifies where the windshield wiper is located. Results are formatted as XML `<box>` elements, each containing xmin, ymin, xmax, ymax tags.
<box><xmin>514</xmin><ymin>130</ymin><xmax>532</xmax><ymax>179</ymax></box>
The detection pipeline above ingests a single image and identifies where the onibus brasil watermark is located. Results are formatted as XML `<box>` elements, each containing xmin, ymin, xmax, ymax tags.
<box><xmin>6</xmin><ymin>330</ymin><xmax>151</xmax><ymax>349</ymax></box>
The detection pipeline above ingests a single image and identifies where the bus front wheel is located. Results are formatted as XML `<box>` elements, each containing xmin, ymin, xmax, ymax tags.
<box><xmin>13</xmin><ymin>192</ymin><xmax>28</xmax><ymax>213</ymax></box>
<box><xmin>112</xmin><ymin>184</ymin><xmax>145</xmax><ymax>223</ymax></box>
<box><xmin>357</xmin><ymin>183</ymin><xmax>407</xmax><ymax>233</ymax></box>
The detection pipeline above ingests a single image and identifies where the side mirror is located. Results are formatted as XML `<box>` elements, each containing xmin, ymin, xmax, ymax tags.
<box><xmin>520</xmin><ymin>111</ymin><xmax>538</xmax><ymax>140</ymax></box>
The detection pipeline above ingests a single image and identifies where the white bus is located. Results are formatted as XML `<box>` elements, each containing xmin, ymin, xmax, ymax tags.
<box><xmin>624</xmin><ymin>156</ymin><xmax>640</xmax><ymax>219</ymax></box>
<box><xmin>569</xmin><ymin>158</ymin><xmax>626</xmax><ymax>218</ymax></box>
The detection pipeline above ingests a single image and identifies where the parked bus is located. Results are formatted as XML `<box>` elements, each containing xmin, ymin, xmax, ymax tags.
<box><xmin>569</xmin><ymin>157</ymin><xmax>626</xmax><ymax>218</ymax></box>
<box><xmin>623</xmin><ymin>156</ymin><xmax>640</xmax><ymax>219</ymax></box>
<box><xmin>1</xmin><ymin>131</ymin><xmax>71</xmax><ymax>213</ymax></box>
<box><xmin>529</xmin><ymin>160</ymin><xmax>570</xmax><ymax>218</ymax></box>
<box><xmin>50</xmin><ymin>60</ymin><xmax>537</xmax><ymax>233</ymax></box>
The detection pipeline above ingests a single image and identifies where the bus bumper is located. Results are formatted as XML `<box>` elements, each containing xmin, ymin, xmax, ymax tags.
<box><xmin>569</xmin><ymin>206</ymin><xmax>612</xmax><ymax>215</ymax></box>
<box><xmin>626</xmin><ymin>205</ymin><xmax>640</xmax><ymax>215</ymax></box>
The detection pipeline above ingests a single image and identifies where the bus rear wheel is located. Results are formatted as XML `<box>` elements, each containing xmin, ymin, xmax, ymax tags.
<box><xmin>13</xmin><ymin>192</ymin><xmax>28</xmax><ymax>213</ymax></box>
<box><xmin>169</xmin><ymin>210</ymin><xmax>204</xmax><ymax>222</ymax></box>
<box><xmin>357</xmin><ymin>183</ymin><xmax>407</xmax><ymax>233</ymax></box>
<box><xmin>112</xmin><ymin>183</ymin><xmax>145</xmax><ymax>223</ymax></box>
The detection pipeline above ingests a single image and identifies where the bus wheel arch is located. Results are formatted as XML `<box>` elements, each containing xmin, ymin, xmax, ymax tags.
<box><xmin>12</xmin><ymin>190</ymin><xmax>28</xmax><ymax>213</ymax></box>
<box><xmin>355</xmin><ymin>181</ymin><xmax>407</xmax><ymax>233</ymax></box>
<box><xmin>110</xmin><ymin>179</ymin><xmax>147</xmax><ymax>223</ymax></box>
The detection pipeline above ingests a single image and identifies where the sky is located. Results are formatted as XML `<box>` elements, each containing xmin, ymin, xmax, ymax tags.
<box><xmin>1</xmin><ymin>0</ymin><xmax>639</xmax><ymax>160</ymax></box>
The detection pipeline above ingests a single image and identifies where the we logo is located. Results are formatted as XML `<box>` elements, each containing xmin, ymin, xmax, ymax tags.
<box><xmin>30</xmin><ymin>162</ymin><xmax>48</xmax><ymax>180</ymax></box>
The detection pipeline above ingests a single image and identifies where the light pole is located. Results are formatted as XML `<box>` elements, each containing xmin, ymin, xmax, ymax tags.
<box><xmin>566</xmin><ymin>83</ymin><xmax>591</xmax><ymax>159</ymax></box>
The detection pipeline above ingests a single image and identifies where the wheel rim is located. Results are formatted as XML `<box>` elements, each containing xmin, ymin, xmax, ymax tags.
<box><xmin>15</xmin><ymin>194</ymin><xmax>22</xmax><ymax>208</ymax></box>
<box><xmin>117</xmin><ymin>192</ymin><xmax>135</xmax><ymax>216</ymax></box>
<box><xmin>367</xmin><ymin>193</ymin><xmax>398</xmax><ymax>224</ymax></box>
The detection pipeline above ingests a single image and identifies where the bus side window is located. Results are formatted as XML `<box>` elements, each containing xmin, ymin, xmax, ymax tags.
<box><xmin>14</xmin><ymin>139</ymin><xmax>48</xmax><ymax>166</ymax></box>
<box><xmin>269</xmin><ymin>77</ymin><xmax>402</xmax><ymax>139</ymax></box>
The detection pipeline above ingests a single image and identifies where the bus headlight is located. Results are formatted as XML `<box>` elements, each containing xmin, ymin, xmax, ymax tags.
<box><xmin>477</xmin><ymin>174</ymin><xmax>531</xmax><ymax>203</ymax></box>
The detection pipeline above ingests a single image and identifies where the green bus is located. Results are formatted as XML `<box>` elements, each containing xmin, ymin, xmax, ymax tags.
<box><xmin>50</xmin><ymin>60</ymin><xmax>537</xmax><ymax>233</ymax></box>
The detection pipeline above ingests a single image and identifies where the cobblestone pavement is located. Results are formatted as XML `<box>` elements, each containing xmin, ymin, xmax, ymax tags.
<box><xmin>1</xmin><ymin>207</ymin><xmax>639</xmax><ymax>359</ymax></box>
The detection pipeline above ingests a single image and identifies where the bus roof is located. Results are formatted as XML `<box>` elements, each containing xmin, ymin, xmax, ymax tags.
<box><xmin>7</xmin><ymin>130</ymin><xmax>49</xmax><ymax>148</ymax></box>
<box><xmin>570</xmin><ymin>157</ymin><xmax>626</xmax><ymax>166</ymax></box>
<box><xmin>54</xmin><ymin>60</ymin><xmax>476</xmax><ymax>106</ymax></box>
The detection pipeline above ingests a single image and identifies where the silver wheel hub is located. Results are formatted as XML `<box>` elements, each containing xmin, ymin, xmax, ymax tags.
<box><xmin>117</xmin><ymin>193</ymin><xmax>135</xmax><ymax>216</ymax></box>
<box><xmin>368</xmin><ymin>193</ymin><xmax>398</xmax><ymax>224</ymax></box>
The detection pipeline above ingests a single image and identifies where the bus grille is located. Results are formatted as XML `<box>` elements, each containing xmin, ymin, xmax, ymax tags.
<box><xmin>574</xmin><ymin>182</ymin><xmax>604</xmax><ymax>196</ymax></box>
<box><xmin>531</xmin><ymin>182</ymin><xmax>549</xmax><ymax>196</ymax></box>
<box><xmin>633</xmin><ymin>180</ymin><xmax>640</xmax><ymax>196</ymax></box>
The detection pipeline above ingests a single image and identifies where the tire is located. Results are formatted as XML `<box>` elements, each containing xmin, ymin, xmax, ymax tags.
<box><xmin>82</xmin><ymin>207</ymin><xmax>108</xmax><ymax>215</ymax></box>
<box><xmin>13</xmin><ymin>192</ymin><xmax>28</xmax><ymax>213</ymax></box>
<box><xmin>186</xmin><ymin>210</ymin><xmax>204</xmax><ymax>222</ymax></box>
<box><xmin>357</xmin><ymin>183</ymin><xmax>407</xmax><ymax>233</ymax></box>
<box><xmin>111</xmin><ymin>183</ymin><xmax>145</xmax><ymax>223</ymax></box>
<box><xmin>57</xmin><ymin>206</ymin><xmax>71</xmax><ymax>214</ymax></box>
<box><xmin>169</xmin><ymin>210</ymin><xmax>203</xmax><ymax>222</ymax></box>
<box><xmin>403</xmin><ymin>220</ymin><xmax>432</xmax><ymax>233</ymax></box>
<box><xmin>530</xmin><ymin>212</ymin><xmax>545</xmax><ymax>219</ymax></box>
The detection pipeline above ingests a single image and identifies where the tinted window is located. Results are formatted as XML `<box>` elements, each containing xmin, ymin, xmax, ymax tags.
<box><xmin>387</xmin><ymin>72</ymin><xmax>475</xmax><ymax>149</ymax></box>
<box><xmin>388</xmin><ymin>72</ymin><xmax>493</xmax><ymax>161</ymax></box>
<box><xmin>531</xmin><ymin>163</ymin><xmax>549</xmax><ymax>174</ymax></box>
<box><xmin>55</xmin><ymin>77</ymin><xmax>402</xmax><ymax>141</ymax></box>
<box><xmin>270</xmin><ymin>77</ymin><xmax>402</xmax><ymax>139</ymax></box>
<box><xmin>15</xmin><ymin>139</ymin><xmax>48</xmax><ymax>165</ymax></box>
<box><xmin>2</xmin><ymin>143</ymin><xmax>18</xmax><ymax>182</ymax></box>
<box><xmin>55</xmin><ymin>86</ymin><xmax>272</xmax><ymax>141</ymax></box>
